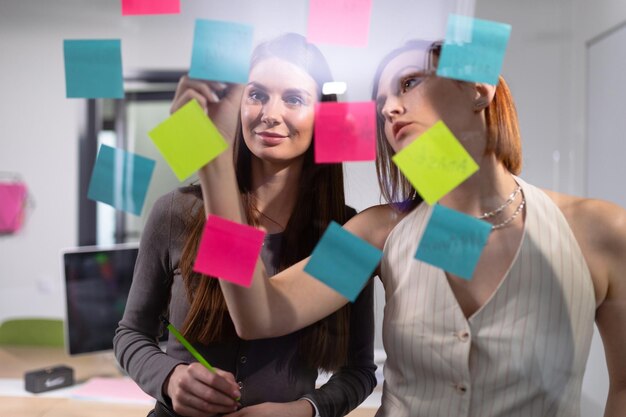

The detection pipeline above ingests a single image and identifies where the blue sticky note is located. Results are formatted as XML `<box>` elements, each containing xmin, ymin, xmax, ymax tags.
<box><xmin>64</xmin><ymin>39</ymin><xmax>124</xmax><ymax>98</ymax></box>
<box><xmin>415</xmin><ymin>204</ymin><xmax>491</xmax><ymax>279</ymax></box>
<box><xmin>87</xmin><ymin>144</ymin><xmax>156</xmax><ymax>215</ymax></box>
<box><xmin>436</xmin><ymin>14</ymin><xmax>511</xmax><ymax>85</ymax></box>
<box><xmin>304</xmin><ymin>222</ymin><xmax>382</xmax><ymax>302</ymax></box>
<box><xmin>189</xmin><ymin>19</ymin><xmax>254</xmax><ymax>84</ymax></box>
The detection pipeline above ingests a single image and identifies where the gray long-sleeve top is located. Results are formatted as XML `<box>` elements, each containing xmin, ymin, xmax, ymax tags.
<box><xmin>113</xmin><ymin>186</ymin><xmax>377</xmax><ymax>416</ymax></box>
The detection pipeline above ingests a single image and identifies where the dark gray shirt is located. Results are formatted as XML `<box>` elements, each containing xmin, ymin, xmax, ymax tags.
<box><xmin>113</xmin><ymin>186</ymin><xmax>377</xmax><ymax>416</ymax></box>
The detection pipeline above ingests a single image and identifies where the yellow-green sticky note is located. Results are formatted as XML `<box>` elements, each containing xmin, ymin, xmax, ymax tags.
<box><xmin>392</xmin><ymin>120</ymin><xmax>478</xmax><ymax>205</ymax></box>
<box><xmin>149</xmin><ymin>99</ymin><xmax>228</xmax><ymax>181</ymax></box>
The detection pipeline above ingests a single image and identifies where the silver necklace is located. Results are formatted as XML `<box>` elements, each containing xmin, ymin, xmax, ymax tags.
<box><xmin>489</xmin><ymin>194</ymin><xmax>526</xmax><ymax>230</ymax></box>
<box><xmin>478</xmin><ymin>184</ymin><xmax>522</xmax><ymax>219</ymax></box>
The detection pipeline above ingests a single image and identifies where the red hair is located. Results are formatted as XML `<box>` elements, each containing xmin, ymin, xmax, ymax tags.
<box><xmin>372</xmin><ymin>40</ymin><xmax>523</xmax><ymax>210</ymax></box>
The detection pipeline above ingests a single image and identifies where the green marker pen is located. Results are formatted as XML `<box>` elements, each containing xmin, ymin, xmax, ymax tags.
<box><xmin>159</xmin><ymin>316</ymin><xmax>240</xmax><ymax>401</ymax></box>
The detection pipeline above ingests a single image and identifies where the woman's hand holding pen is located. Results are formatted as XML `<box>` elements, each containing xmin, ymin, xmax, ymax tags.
<box><xmin>171</xmin><ymin>75</ymin><xmax>244</xmax><ymax>144</ymax></box>
<box><xmin>165</xmin><ymin>363</ymin><xmax>241</xmax><ymax>417</ymax></box>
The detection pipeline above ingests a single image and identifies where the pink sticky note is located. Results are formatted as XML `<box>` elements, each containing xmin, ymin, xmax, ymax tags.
<box><xmin>71</xmin><ymin>377</ymin><xmax>153</xmax><ymax>404</ymax></box>
<box><xmin>315</xmin><ymin>101</ymin><xmax>377</xmax><ymax>163</ymax></box>
<box><xmin>194</xmin><ymin>215</ymin><xmax>266</xmax><ymax>287</ymax></box>
<box><xmin>121</xmin><ymin>0</ymin><xmax>180</xmax><ymax>15</ymax></box>
<box><xmin>307</xmin><ymin>0</ymin><xmax>373</xmax><ymax>47</ymax></box>
<box><xmin>0</xmin><ymin>183</ymin><xmax>27</xmax><ymax>233</ymax></box>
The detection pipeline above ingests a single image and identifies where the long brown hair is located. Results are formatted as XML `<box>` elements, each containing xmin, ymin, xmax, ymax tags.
<box><xmin>178</xmin><ymin>33</ymin><xmax>350</xmax><ymax>372</ymax></box>
<box><xmin>371</xmin><ymin>40</ymin><xmax>523</xmax><ymax>210</ymax></box>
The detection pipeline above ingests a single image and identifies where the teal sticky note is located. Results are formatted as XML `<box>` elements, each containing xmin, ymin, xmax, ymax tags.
<box><xmin>304</xmin><ymin>221</ymin><xmax>382</xmax><ymax>302</ymax></box>
<box><xmin>189</xmin><ymin>19</ymin><xmax>253</xmax><ymax>84</ymax></box>
<box><xmin>87</xmin><ymin>144</ymin><xmax>156</xmax><ymax>215</ymax></box>
<box><xmin>415</xmin><ymin>204</ymin><xmax>491</xmax><ymax>280</ymax></box>
<box><xmin>64</xmin><ymin>39</ymin><xmax>124</xmax><ymax>98</ymax></box>
<box><xmin>436</xmin><ymin>14</ymin><xmax>511</xmax><ymax>85</ymax></box>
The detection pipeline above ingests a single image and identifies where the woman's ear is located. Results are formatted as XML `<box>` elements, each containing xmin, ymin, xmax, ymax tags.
<box><xmin>473</xmin><ymin>82</ymin><xmax>497</xmax><ymax>112</ymax></box>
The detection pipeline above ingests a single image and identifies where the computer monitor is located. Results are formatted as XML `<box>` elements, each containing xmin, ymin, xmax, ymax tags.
<box><xmin>61</xmin><ymin>243</ymin><xmax>140</xmax><ymax>355</ymax></box>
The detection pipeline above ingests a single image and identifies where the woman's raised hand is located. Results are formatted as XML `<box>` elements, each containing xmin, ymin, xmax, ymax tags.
<box><xmin>165</xmin><ymin>363</ymin><xmax>241</xmax><ymax>417</ymax></box>
<box><xmin>170</xmin><ymin>75</ymin><xmax>244</xmax><ymax>144</ymax></box>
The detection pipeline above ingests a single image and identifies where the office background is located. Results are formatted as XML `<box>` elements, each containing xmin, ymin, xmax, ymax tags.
<box><xmin>1</xmin><ymin>1</ymin><xmax>625</xmax><ymax>415</ymax></box>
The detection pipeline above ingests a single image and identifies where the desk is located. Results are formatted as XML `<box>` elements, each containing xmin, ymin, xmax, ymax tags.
<box><xmin>0</xmin><ymin>346</ymin><xmax>152</xmax><ymax>417</ymax></box>
<box><xmin>0</xmin><ymin>346</ymin><xmax>379</xmax><ymax>417</ymax></box>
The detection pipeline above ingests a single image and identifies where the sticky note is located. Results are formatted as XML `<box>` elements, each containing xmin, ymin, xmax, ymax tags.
<box><xmin>307</xmin><ymin>0</ymin><xmax>373</xmax><ymax>47</ymax></box>
<box><xmin>194</xmin><ymin>215</ymin><xmax>266</xmax><ymax>287</ymax></box>
<box><xmin>64</xmin><ymin>40</ymin><xmax>124</xmax><ymax>99</ymax></box>
<box><xmin>189</xmin><ymin>19</ymin><xmax>254</xmax><ymax>84</ymax></box>
<box><xmin>0</xmin><ymin>183</ymin><xmax>27</xmax><ymax>233</ymax></box>
<box><xmin>392</xmin><ymin>120</ymin><xmax>479</xmax><ymax>205</ymax></box>
<box><xmin>87</xmin><ymin>144</ymin><xmax>156</xmax><ymax>215</ymax></box>
<box><xmin>315</xmin><ymin>101</ymin><xmax>376</xmax><ymax>163</ymax></box>
<box><xmin>149</xmin><ymin>99</ymin><xmax>228</xmax><ymax>181</ymax></box>
<box><xmin>436</xmin><ymin>14</ymin><xmax>512</xmax><ymax>85</ymax></box>
<box><xmin>415</xmin><ymin>204</ymin><xmax>491</xmax><ymax>279</ymax></box>
<box><xmin>72</xmin><ymin>377</ymin><xmax>153</xmax><ymax>405</ymax></box>
<box><xmin>121</xmin><ymin>0</ymin><xmax>180</xmax><ymax>15</ymax></box>
<box><xmin>304</xmin><ymin>221</ymin><xmax>381</xmax><ymax>302</ymax></box>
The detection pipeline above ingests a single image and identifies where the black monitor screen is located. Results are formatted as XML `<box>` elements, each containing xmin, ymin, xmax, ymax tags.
<box><xmin>63</xmin><ymin>244</ymin><xmax>139</xmax><ymax>355</ymax></box>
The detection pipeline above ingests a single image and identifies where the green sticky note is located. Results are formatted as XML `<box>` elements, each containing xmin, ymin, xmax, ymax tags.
<box><xmin>392</xmin><ymin>120</ymin><xmax>478</xmax><ymax>205</ymax></box>
<box><xmin>149</xmin><ymin>100</ymin><xmax>228</xmax><ymax>181</ymax></box>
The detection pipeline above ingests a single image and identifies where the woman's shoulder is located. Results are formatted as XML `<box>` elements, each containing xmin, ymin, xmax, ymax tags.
<box><xmin>344</xmin><ymin>203</ymin><xmax>413</xmax><ymax>250</ymax></box>
<box><xmin>160</xmin><ymin>184</ymin><xmax>202</xmax><ymax>207</ymax></box>
<box><xmin>543</xmin><ymin>189</ymin><xmax>625</xmax><ymax>237</ymax></box>
<box><xmin>148</xmin><ymin>184</ymin><xmax>203</xmax><ymax>222</ymax></box>
<box><xmin>543</xmin><ymin>188</ymin><xmax>626</xmax><ymax>265</ymax></box>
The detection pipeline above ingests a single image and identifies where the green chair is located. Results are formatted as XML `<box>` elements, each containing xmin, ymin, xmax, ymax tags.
<box><xmin>0</xmin><ymin>318</ymin><xmax>64</xmax><ymax>347</ymax></box>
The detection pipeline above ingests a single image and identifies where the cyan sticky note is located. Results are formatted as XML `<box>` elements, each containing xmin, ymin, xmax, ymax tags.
<box><xmin>64</xmin><ymin>39</ymin><xmax>124</xmax><ymax>98</ymax></box>
<box><xmin>307</xmin><ymin>0</ymin><xmax>373</xmax><ymax>47</ymax></box>
<box><xmin>314</xmin><ymin>101</ymin><xmax>377</xmax><ymax>163</ymax></box>
<box><xmin>87</xmin><ymin>144</ymin><xmax>156</xmax><ymax>216</ymax></box>
<box><xmin>194</xmin><ymin>215</ymin><xmax>266</xmax><ymax>287</ymax></box>
<box><xmin>436</xmin><ymin>14</ymin><xmax>511</xmax><ymax>85</ymax></box>
<box><xmin>392</xmin><ymin>120</ymin><xmax>479</xmax><ymax>205</ymax></box>
<box><xmin>415</xmin><ymin>204</ymin><xmax>492</xmax><ymax>279</ymax></box>
<box><xmin>121</xmin><ymin>0</ymin><xmax>180</xmax><ymax>15</ymax></box>
<box><xmin>304</xmin><ymin>221</ymin><xmax>381</xmax><ymax>302</ymax></box>
<box><xmin>148</xmin><ymin>99</ymin><xmax>229</xmax><ymax>181</ymax></box>
<box><xmin>189</xmin><ymin>19</ymin><xmax>254</xmax><ymax>84</ymax></box>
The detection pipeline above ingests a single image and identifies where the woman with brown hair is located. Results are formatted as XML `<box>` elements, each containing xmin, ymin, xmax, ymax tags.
<box><xmin>199</xmin><ymin>39</ymin><xmax>626</xmax><ymax>416</ymax></box>
<box><xmin>113</xmin><ymin>33</ymin><xmax>376</xmax><ymax>417</ymax></box>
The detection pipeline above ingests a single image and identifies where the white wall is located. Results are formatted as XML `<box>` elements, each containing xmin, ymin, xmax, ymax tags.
<box><xmin>572</xmin><ymin>2</ymin><xmax>626</xmax><ymax>414</ymax></box>
<box><xmin>475</xmin><ymin>0</ymin><xmax>571</xmax><ymax>191</ymax></box>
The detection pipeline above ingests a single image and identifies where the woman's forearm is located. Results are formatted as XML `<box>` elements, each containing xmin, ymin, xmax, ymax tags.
<box><xmin>197</xmin><ymin>154</ymin><xmax>348</xmax><ymax>339</ymax></box>
<box><xmin>197</xmin><ymin>152</ymin><xmax>242</xmax><ymax>222</ymax></box>
<box><xmin>197</xmin><ymin>153</ymin><xmax>278</xmax><ymax>337</ymax></box>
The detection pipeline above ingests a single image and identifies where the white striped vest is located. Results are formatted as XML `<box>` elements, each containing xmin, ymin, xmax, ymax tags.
<box><xmin>377</xmin><ymin>177</ymin><xmax>596</xmax><ymax>417</ymax></box>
